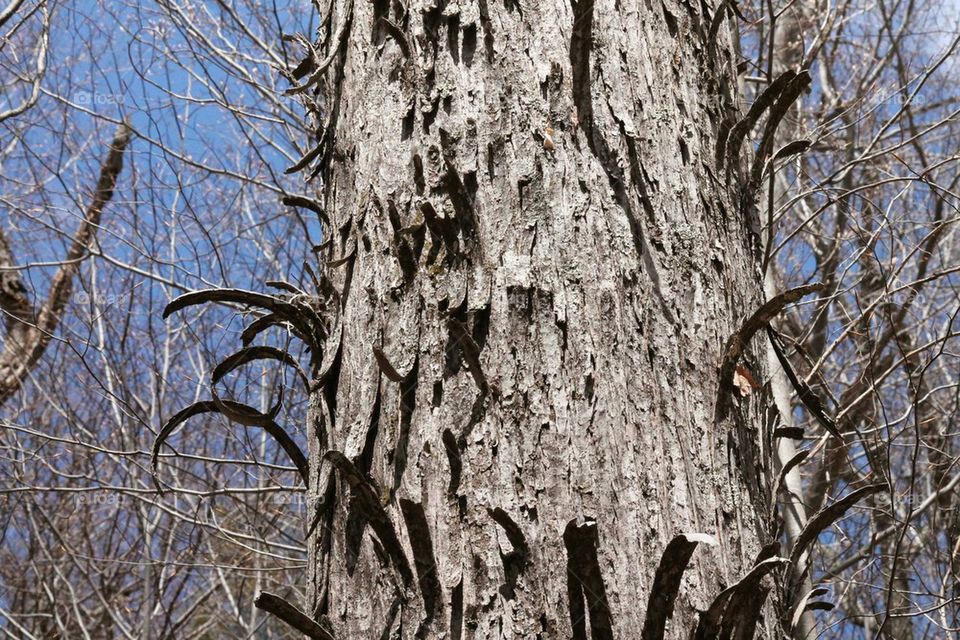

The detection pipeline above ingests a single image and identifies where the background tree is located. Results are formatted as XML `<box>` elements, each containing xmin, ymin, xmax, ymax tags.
<box><xmin>0</xmin><ymin>1</ymin><xmax>316</xmax><ymax>636</ymax></box>
<box><xmin>737</xmin><ymin>0</ymin><xmax>960</xmax><ymax>636</ymax></box>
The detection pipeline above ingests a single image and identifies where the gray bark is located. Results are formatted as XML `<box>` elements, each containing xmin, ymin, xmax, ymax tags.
<box><xmin>294</xmin><ymin>1</ymin><xmax>787</xmax><ymax>637</ymax></box>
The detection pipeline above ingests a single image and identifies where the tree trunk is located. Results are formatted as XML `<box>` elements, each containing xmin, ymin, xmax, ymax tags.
<box><xmin>0</xmin><ymin>123</ymin><xmax>130</xmax><ymax>406</ymax></box>
<box><xmin>299</xmin><ymin>1</ymin><xmax>784</xmax><ymax>637</ymax></box>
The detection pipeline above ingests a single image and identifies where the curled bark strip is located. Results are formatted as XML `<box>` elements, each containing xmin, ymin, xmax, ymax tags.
<box><xmin>788</xmin><ymin>484</ymin><xmax>885</xmax><ymax>570</ymax></box>
<box><xmin>212</xmin><ymin>345</ymin><xmax>309</xmax><ymax>389</ymax></box>
<box><xmin>164</xmin><ymin>288</ymin><xmax>292</xmax><ymax>318</ymax></box>
<box><xmin>773</xmin><ymin>139</ymin><xmax>811</xmax><ymax>162</ymax></box>
<box><xmin>489</xmin><ymin>508</ymin><xmax>530</xmax><ymax>559</ymax></box>
<box><xmin>282</xmin><ymin>32</ymin><xmax>319</xmax><ymax>77</ymax></box>
<box><xmin>307</xmin><ymin>262</ymin><xmax>342</xmax><ymax>308</ymax></box>
<box><xmin>314</xmin><ymin>316</ymin><xmax>343</xmax><ymax>389</ymax></box>
<box><xmin>285</xmin><ymin>140</ymin><xmax>325</xmax><ymax>174</ymax></box>
<box><xmin>265</xmin><ymin>280</ymin><xmax>304</xmax><ymax>295</ymax></box>
<box><xmin>152</xmin><ymin>400</ymin><xmax>308</xmax><ymax>485</ymax></box>
<box><xmin>284</xmin><ymin>0</ymin><xmax>355</xmax><ymax>96</ymax></box>
<box><xmin>718</xmin><ymin>283</ymin><xmax>823</xmax><ymax>400</ymax></box>
<box><xmin>694</xmin><ymin>589</ymin><xmax>735</xmax><ymax>638</ymax></box>
<box><xmin>289</xmin><ymin>53</ymin><xmax>317</xmax><ymax>82</ymax></box>
<box><xmin>749</xmin><ymin>72</ymin><xmax>812</xmax><ymax>187</ymax></box>
<box><xmin>399</xmin><ymin>500</ymin><xmax>442</xmax><ymax>623</ymax></box>
<box><xmin>242</xmin><ymin>313</ymin><xmax>291</xmax><ymax>346</ymax></box>
<box><xmin>642</xmin><ymin>532</ymin><xmax>718</xmax><ymax>640</ymax></box>
<box><xmin>767</xmin><ymin>327</ymin><xmax>843</xmax><ymax>440</ymax></box>
<box><xmin>772</xmin><ymin>449</ymin><xmax>809</xmax><ymax>511</ymax></box>
<box><xmin>372</xmin><ymin>345</ymin><xmax>406</xmax><ymax>382</ymax></box>
<box><xmin>392</xmin><ymin>232</ymin><xmax>419</xmax><ymax>281</ymax></box>
<box><xmin>282</xmin><ymin>194</ymin><xmax>329</xmax><ymax>224</ymax></box>
<box><xmin>326</xmin><ymin>240</ymin><xmax>356</xmax><ymax>268</ymax></box>
<box><xmin>729</xmin><ymin>585</ymin><xmax>772</xmax><ymax>639</ymax></box>
<box><xmin>324</xmin><ymin>451</ymin><xmax>414</xmax><ymax>585</ymax></box>
<box><xmin>380</xmin><ymin>17</ymin><xmax>411</xmax><ymax>57</ymax></box>
<box><xmin>707</xmin><ymin>0</ymin><xmax>730</xmax><ymax>44</ymax></box>
<box><xmin>708</xmin><ymin>544</ymin><xmax>781</xmax><ymax>639</ymax></box>
<box><xmin>773</xmin><ymin>426</ymin><xmax>804</xmax><ymax>440</ymax></box>
<box><xmin>163</xmin><ymin>289</ymin><xmax>323</xmax><ymax>346</ymax></box>
<box><xmin>254</xmin><ymin>591</ymin><xmax>336</xmax><ymax>639</ymax></box>
<box><xmin>302</xmin><ymin>259</ymin><xmax>325</xmax><ymax>295</ymax></box>
<box><xmin>448</xmin><ymin>318</ymin><xmax>488</xmax><ymax>393</ymax></box>
<box><xmin>489</xmin><ymin>507</ymin><xmax>529</xmax><ymax>600</ymax></box>
<box><xmin>152</xmin><ymin>401</ymin><xmax>217</xmax><ymax>472</ymax></box>
<box><xmin>707</xmin><ymin>0</ymin><xmax>749</xmax><ymax>43</ymax></box>
<box><xmin>693</xmin><ymin>556</ymin><xmax>787</xmax><ymax>640</ymax></box>
<box><xmin>791</xmin><ymin>586</ymin><xmax>829</xmax><ymax>631</ymax></box>
<box><xmin>210</xmin><ymin>385</ymin><xmax>283</xmax><ymax>427</ymax></box>
<box><xmin>754</xmin><ymin>139</ymin><xmax>813</xmax><ymax>182</ymax></box>
<box><xmin>563</xmin><ymin>518</ymin><xmax>614</xmax><ymax>640</ymax></box>
<box><xmin>442</xmin><ymin>429</ymin><xmax>462</xmax><ymax>496</ymax></box>
<box><xmin>420</xmin><ymin>200</ymin><xmax>459</xmax><ymax>257</ymax></box>
<box><xmin>713</xmin><ymin>120</ymin><xmax>731</xmax><ymax>169</ymax></box>
<box><xmin>240</xmin><ymin>314</ymin><xmax>323</xmax><ymax>358</ymax></box>
<box><xmin>721</xmin><ymin>70</ymin><xmax>796</xmax><ymax>168</ymax></box>
<box><xmin>723</xmin><ymin>0</ymin><xmax>746</xmax><ymax>20</ymax></box>
<box><xmin>450</xmin><ymin>578</ymin><xmax>464</xmax><ymax>640</ymax></box>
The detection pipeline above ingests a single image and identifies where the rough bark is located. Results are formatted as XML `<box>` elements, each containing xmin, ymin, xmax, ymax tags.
<box><xmin>290</xmin><ymin>1</ymin><xmax>789</xmax><ymax>637</ymax></box>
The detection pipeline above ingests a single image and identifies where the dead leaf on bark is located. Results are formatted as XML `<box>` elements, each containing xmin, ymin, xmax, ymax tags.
<box><xmin>733</xmin><ymin>365</ymin><xmax>760</xmax><ymax>396</ymax></box>
<box><xmin>543</xmin><ymin>126</ymin><xmax>556</xmax><ymax>150</ymax></box>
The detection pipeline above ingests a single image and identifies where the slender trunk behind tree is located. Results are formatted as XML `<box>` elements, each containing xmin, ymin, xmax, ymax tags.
<box><xmin>297</xmin><ymin>1</ymin><xmax>785</xmax><ymax>637</ymax></box>
<box><xmin>0</xmin><ymin>123</ymin><xmax>130</xmax><ymax>407</ymax></box>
